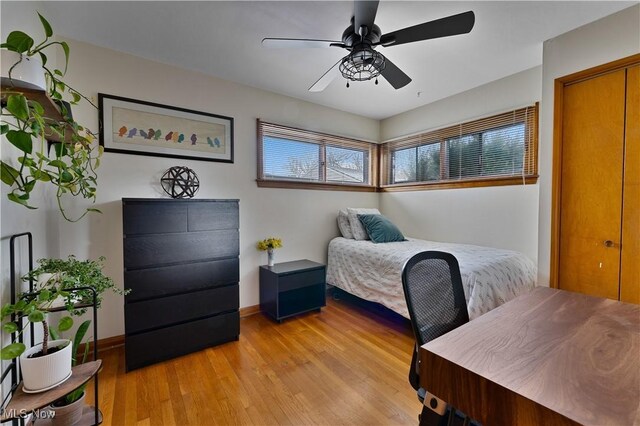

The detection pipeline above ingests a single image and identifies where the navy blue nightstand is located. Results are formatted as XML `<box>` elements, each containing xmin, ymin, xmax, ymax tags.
<box><xmin>259</xmin><ymin>259</ymin><xmax>326</xmax><ymax>323</ymax></box>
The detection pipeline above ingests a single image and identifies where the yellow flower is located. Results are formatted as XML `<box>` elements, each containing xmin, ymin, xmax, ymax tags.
<box><xmin>256</xmin><ymin>237</ymin><xmax>283</xmax><ymax>251</ymax></box>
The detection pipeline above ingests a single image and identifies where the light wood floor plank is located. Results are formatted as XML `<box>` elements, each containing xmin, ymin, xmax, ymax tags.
<box><xmin>90</xmin><ymin>298</ymin><xmax>420</xmax><ymax>425</ymax></box>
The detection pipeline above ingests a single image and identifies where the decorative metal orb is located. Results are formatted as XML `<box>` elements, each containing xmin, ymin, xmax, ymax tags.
<box><xmin>161</xmin><ymin>166</ymin><xmax>200</xmax><ymax>199</ymax></box>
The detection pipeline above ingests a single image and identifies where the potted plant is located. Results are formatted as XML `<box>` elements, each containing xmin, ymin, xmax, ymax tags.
<box><xmin>22</xmin><ymin>256</ymin><xmax>129</xmax><ymax>313</ymax></box>
<box><xmin>256</xmin><ymin>237</ymin><xmax>283</xmax><ymax>267</ymax></box>
<box><xmin>0</xmin><ymin>255</ymin><xmax>129</xmax><ymax>393</ymax></box>
<box><xmin>1</xmin><ymin>12</ymin><xmax>102</xmax><ymax>221</ymax></box>
<box><xmin>1</xmin><ymin>288</ymin><xmax>75</xmax><ymax>392</ymax></box>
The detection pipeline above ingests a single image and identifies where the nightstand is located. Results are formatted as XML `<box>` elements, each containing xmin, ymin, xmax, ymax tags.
<box><xmin>259</xmin><ymin>259</ymin><xmax>326</xmax><ymax>322</ymax></box>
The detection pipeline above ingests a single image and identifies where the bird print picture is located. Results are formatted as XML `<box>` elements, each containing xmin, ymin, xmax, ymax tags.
<box><xmin>99</xmin><ymin>94</ymin><xmax>234</xmax><ymax>163</ymax></box>
<box><xmin>112</xmin><ymin>107</ymin><xmax>225</xmax><ymax>152</ymax></box>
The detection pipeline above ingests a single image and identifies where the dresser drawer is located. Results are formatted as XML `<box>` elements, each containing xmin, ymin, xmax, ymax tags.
<box><xmin>123</xmin><ymin>202</ymin><xmax>187</xmax><ymax>235</ymax></box>
<box><xmin>124</xmin><ymin>229</ymin><xmax>239</xmax><ymax>269</ymax></box>
<box><xmin>125</xmin><ymin>284</ymin><xmax>238</xmax><ymax>334</ymax></box>
<box><xmin>125</xmin><ymin>258</ymin><xmax>239</xmax><ymax>302</ymax></box>
<box><xmin>279</xmin><ymin>284</ymin><xmax>325</xmax><ymax>318</ymax></box>
<box><xmin>279</xmin><ymin>268</ymin><xmax>325</xmax><ymax>292</ymax></box>
<box><xmin>125</xmin><ymin>311</ymin><xmax>239</xmax><ymax>371</ymax></box>
<box><xmin>188</xmin><ymin>202</ymin><xmax>239</xmax><ymax>231</ymax></box>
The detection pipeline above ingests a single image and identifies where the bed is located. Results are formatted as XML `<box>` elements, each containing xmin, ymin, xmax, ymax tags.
<box><xmin>327</xmin><ymin>237</ymin><xmax>537</xmax><ymax>320</ymax></box>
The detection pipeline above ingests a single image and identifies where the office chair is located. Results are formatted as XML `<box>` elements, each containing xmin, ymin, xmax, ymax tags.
<box><xmin>401</xmin><ymin>251</ymin><xmax>471</xmax><ymax>426</ymax></box>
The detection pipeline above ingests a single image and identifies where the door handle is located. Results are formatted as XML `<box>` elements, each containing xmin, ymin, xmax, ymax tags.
<box><xmin>603</xmin><ymin>240</ymin><xmax>619</xmax><ymax>248</ymax></box>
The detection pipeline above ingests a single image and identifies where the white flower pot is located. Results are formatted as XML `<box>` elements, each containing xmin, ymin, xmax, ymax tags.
<box><xmin>37</xmin><ymin>273</ymin><xmax>64</xmax><ymax>308</ymax></box>
<box><xmin>20</xmin><ymin>339</ymin><xmax>72</xmax><ymax>393</ymax></box>
<box><xmin>1</xmin><ymin>50</ymin><xmax>46</xmax><ymax>90</ymax></box>
<box><xmin>36</xmin><ymin>273</ymin><xmax>80</xmax><ymax>308</ymax></box>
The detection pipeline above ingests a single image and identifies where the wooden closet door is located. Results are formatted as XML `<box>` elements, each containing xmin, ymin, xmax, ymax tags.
<box><xmin>558</xmin><ymin>70</ymin><xmax>626</xmax><ymax>299</ymax></box>
<box><xmin>620</xmin><ymin>65</ymin><xmax>640</xmax><ymax>304</ymax></box>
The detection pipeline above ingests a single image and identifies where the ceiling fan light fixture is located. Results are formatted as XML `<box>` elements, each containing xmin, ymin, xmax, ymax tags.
<box><xmin>339</xmin><ymin>47</ymin><xmax>385</xmax><ymax>82</ymax></box>
<box><xmin>269</xmin><ymin>2</ymin><xmax>475</xmax><ymax>92</ymax></box>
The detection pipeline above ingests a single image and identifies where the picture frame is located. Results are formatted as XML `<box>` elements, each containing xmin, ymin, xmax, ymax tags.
<box><xmin>99</xmin><ymin>93</ymin><xmax>234</xmax><ymax>163</ymax></box>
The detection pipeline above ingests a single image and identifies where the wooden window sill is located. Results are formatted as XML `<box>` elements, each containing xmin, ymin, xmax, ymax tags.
<box><xmin>256</xmin><ymin>179</ymin><xmax>377</xmax><ymax>192</ymax></box>
<box><xmin>379</xmin><ymin>175</ymin><xmax>539</xmax><ymax>192</ymax></box>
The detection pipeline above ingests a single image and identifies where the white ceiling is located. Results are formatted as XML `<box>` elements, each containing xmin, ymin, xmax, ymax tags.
<box><xmin>30</xmin><ymin>1</ymin><xmax>638</xmax><ymax>119</ymax></box>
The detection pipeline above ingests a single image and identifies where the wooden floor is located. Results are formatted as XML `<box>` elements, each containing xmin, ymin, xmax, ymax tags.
<box><xmin>86</xmin><ymin>297</ymin><xmax>420</xmax><ymax>425</ymax></box>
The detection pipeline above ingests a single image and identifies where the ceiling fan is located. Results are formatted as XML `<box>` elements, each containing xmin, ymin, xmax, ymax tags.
<box><xmin>262</xmin><ymin>1</ymin><xmax>475</xmax><ymax>92</ymax></box>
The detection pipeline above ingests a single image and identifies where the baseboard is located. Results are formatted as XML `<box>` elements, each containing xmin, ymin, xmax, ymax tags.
<box><xmin>240</xmin><ymin>304</ymin><xmax>261</xmax><ymax>318</ymax></box>
<box><xmin>87</xmin><ymin>307</ymin><xmax>260</xmax><ymax>355</ymax></box>
<box><xmin>81</xmin><ymin>334</ymin><xmax>125</xmax><ymax>355</ymax></box>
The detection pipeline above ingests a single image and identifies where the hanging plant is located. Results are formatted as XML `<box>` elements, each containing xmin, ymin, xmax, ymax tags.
<box><xmin>1</xmin><ymin>12</ymin><xmax>102</xmax><ymax>221</ymax></box>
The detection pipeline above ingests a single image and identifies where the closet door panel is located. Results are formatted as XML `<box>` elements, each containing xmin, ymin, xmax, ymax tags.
<box><xmin>558</xmin><ymin>70</ymin><xmax>626</xmax><ymax>299</ymax></box>
<box><xmin>621</xmin><ymin>65</ymin><xmax>640</xmax><ymax>304</ymax></box>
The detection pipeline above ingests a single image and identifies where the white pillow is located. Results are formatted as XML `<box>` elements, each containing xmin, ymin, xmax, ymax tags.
<box><xmin>337</xmin><ymin>209</ymin><xmax>354</xmax><ymax>239</ymax></box>
<box><xmin>347</xmin><ymin>208</ymin><xmax>381</xmax><ymax>240</ymax></box>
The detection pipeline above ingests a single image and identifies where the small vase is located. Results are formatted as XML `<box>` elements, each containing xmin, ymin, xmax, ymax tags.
<box><xmin>267</xmin><ymin>248</ymin><xmax>275</xmax><ymax>267</ymax></box>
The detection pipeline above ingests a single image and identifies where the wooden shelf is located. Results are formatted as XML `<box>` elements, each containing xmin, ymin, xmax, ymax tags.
<box><xmin>0</xmin><ymin>85</ymin><xmax>71</xmax><ymax>143</ymax></box>
<box><xmin>0</xmin><ymin>360</ymin><xmax>102</xmax><ymax>422</ymax></box>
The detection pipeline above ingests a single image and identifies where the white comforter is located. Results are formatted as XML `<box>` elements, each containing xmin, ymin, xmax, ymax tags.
<box><xmin>327</xmin><ymin>237</ymin><xmax>537</xmax><ymax>320</ymax></box>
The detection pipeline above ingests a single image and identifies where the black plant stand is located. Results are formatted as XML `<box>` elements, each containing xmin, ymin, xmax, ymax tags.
<box><xmin>0</xmin><ymin>232</ymin><xmax>102</xmax><ymax>425</ymax></box>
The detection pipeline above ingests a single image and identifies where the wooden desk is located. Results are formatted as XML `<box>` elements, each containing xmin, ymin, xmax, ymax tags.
<box><xmin>420</xmin><ymin>287</ymin><xmax>640</xmax><ymax>425</ymax></box>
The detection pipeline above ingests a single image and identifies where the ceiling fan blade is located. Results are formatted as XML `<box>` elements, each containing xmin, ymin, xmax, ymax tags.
<box><xmin>380</xmin><ymin>57</ymin><xmax>412</xmax><ymax>89</ymax></box>
<box><xmin>354</xmin><ymin>0</ymin><xmax>379</xmax><ymax>36</ymax></box>
<box><xmin>262</xmin><ymin>38</ymin><xmax>343</xmax><ymax>49</ymax></box>
<box><xmin>380</xmin><ymin>11</ymin><xmax>475</xmax><ymax>47</ymax></box>
<box><xmin>309</xmin><ymin>59</ymin><xmax>343</xmax><ymax>92</ymax></box>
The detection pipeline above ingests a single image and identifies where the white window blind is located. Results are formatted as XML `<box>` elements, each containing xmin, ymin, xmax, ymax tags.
<box><xmin>382</xmin><ymin>105</ymin><xmax>538</xmax><ymax>187</ymax></box>
<box><xmin>258</xmin><ymin>120</ymin><xmax>375</xmax><ymax>187</ymax></box>
<box><xmin>263</xmin><ymin>137</ymin><xmax>321</xmax><ymax>181</ymax></box>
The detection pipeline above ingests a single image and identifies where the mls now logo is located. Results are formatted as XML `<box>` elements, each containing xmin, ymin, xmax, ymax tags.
<box><xmin>0</xmin><ymin>408</ymin><xmax>55</xmax><ymax>420</ymax></box>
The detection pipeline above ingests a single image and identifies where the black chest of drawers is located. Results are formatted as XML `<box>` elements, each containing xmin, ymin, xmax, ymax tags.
<box><xmin>122</xmin><ymin>198</ymin><xmax>239</xmax><ymax>371</ymax></box>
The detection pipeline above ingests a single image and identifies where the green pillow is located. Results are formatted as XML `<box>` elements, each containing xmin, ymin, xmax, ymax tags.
<box><xmin>357</xmin><ymin>214</ymin><xmax>407</xmax><ymax>243</ymax></box>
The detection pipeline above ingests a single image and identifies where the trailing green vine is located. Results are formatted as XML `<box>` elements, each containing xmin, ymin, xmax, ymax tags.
<box><xmin>1</xmin><ymin>12</ymin><xmax>102</xmax><ymax>221</ymax></box>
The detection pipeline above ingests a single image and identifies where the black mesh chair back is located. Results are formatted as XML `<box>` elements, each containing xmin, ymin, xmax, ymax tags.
<box><xmin>402</xmin><ymin>251</ymin><xmax>469</xmax><ymax>391</ymax></box>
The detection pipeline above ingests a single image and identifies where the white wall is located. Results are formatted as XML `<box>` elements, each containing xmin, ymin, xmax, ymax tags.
<box><xmin>1</xmin><ymin>0</ymin><xmax>58</xmax><ymax>398</ymax></box>
<box><xmin>379</xmin><ymin>67</ymin><xmax>542</xmax><ymax>261</ymax></box>
<box><xmin>52</xmin><ymin>39</ymin><xmax>379</xmax><ymax>339</ymax></box>
<box><xmin>0</xmin><ymin>4</ymin><xmax>55</xmax><ymax>306</ymax></box>
<box><xmin>537</xmin><ymin>5</ymin><xmax>640</xmax><ymax>285</ymax></box>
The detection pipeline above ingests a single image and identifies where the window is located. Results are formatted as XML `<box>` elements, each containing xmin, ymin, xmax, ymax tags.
<box><xmin>381</xmin><ymin>104</ymin><xmax>538</xmax><ymax>190</ymax></box>
<box><xmin>257</xmin><ymin>120</ymin><xmax>377</xmax><ymax>191</ymax></box>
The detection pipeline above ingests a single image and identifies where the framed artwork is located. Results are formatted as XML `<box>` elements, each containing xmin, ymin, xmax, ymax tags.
<box><xmin>99</xmin><ymin>93</ymin><xmax>234</xmax><ymax>163</ymax></box>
